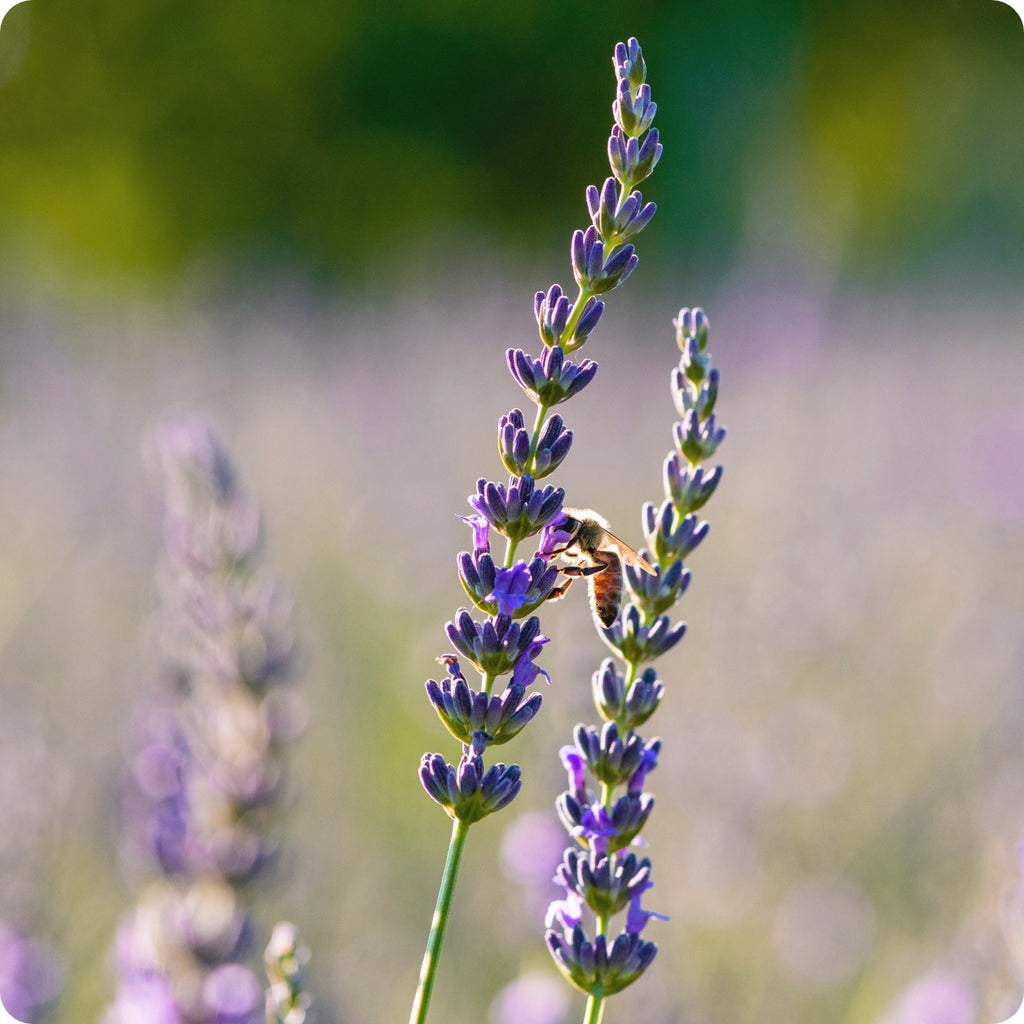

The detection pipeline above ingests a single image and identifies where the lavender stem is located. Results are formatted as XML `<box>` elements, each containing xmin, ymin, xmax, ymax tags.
<box><xmin>409</xmin><ymin>818</ymin><xmax>472</xmax><ymax>1024</ymax></box>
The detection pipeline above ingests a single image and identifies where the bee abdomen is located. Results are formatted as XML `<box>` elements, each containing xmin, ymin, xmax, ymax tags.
<box><xmin>588</xmin><ymin>551</ymin><xmax>623</xmax><ymax>628</ymax></box>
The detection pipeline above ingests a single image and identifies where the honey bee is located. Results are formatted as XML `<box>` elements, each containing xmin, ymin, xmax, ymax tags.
<box><xmin>547</xmin><ymin>508</ymin><xmax>656</xmax><ymax>628</ymax></box>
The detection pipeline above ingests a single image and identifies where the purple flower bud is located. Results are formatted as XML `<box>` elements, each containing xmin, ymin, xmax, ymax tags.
<box><xmin>642</xmin><ymin>500</ymin><xmax>709</xmax><ymax>562</ymax></box>
<box><xmin>498</xmin><ymin>409</ymin><xmax>534</xmax><ymax>477</ymax></box>
<box><xmin>624</xmin><ymin>555</ymin><xmax>690</xmax><ymax>615</ymax></box>
<box><xmin>420</xmin><ymin>751</ymin><xmax>523</xmax><ymax>822</ymax></box>
<box><xmin>554</xmin><ymin>848</ymin><xmax>653</xmax><ymax>920</ymax></box>
<box><xmin>673</xmin><ymin>410</ymin><xmax>726</xmax><ymax>464</ymax></box>
<box><xmin>469</xmin><ymin>475</ymin><xmax>565</xmax><ymax>542</ymax></box>
<box><xmin>458</xmin><ymin>553</ymin><xmax>559</xmax><ymax>618</ymax></box>
<box><xmin>457</xmin><ymin>550</ymin><xmax>497</xmax><ymax>607</ymax></box>
<box><xmin>556</xmin><ymin>797</ymin><xmax>618</xmax><ymax>857</ymax></box>
<box><xmin>673</xmin><ymin>306</ymin><xmax>709</xmax><ymax>350</ymax></box>
<box><xmin>545</xmin><ymin>923</ymin><xmax>657</xmax><ymax>996</ymax></box>
<box><xmin>586</xmin><ymin>178</ymin><xmax>657</xmax><ymax>246</ymax></box>
<box><xmin>534</xmin><ymin>284</ymin><xmax>572</xmax><ymax>347</ymax></box>
<box><xmin>570</xmin><ymin>226</ymin><xmax>639</xmax><ymax>295</ymax></box>
<box><xmin>532</xmin><ymin>413</ymin><xmax>573</xmax><ymax>477</ymax></box>
<box><xmin>571</xmin><ymin>723</ymin><xmax>657</xmax><ymax>790</ymax></box>
<box><xmin>445</xmin><ymin>610</ymin><xmax>544</xmax><ymax>678</ymax></box>
<box><xmin>608</xmin><ymin>126</ymin><xmax>662</xmax><ymax>185</ymax></box>
<box><xmin>425</xmin><ymin>663</ymin><xmax>543</xmax><ymax>751</ymax></box>
<box><xmin>589</xmin><ymin>661</ymin><xmax>664</xmax><ymax>728</ymax></box>
<box><xmin>605</xmin><ymin>604</ymin><xmax>687</xmax><ymax>664</ymax></box>
<box><xmin>678</xmin><ymin>332</ymin><xmax>713</xmax><ymax>387</ymax></box>
<box><xmin>627</xmin><ymin>668</ymin><xmax>665</xmax><ymax>727</ymax></box>
<box><xmin>663</xmin><ymin>453</ymin><xmax>722</xmax><ymax>514</ymax></box>
<box><xmin>507</xmin><ymin>346</ymin><xmax>599</xmax><ymax>407</ymax></box>
<box><xmin>612</xmin><ymin>80</ymin><xmax>657</xmax><ymax>137</ymax></box>
<box><xmin>613</xmin><ymin>37</ymin><xmax>647</xmax><ymax>92</ymax></box>
<box><xmin>672</xmin><ymin>365</ymin><xmax>720</xmax><ymax>423</ymax></box>
<box><xmin>606</xmin><ymin>792</ymin><xmax>655</xmax><ymax>852</ymax></box>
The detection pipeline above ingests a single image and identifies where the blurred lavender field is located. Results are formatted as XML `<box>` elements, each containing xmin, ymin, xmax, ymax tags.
<box><xmin>0</xmin><ymin>272</ymin><xmax>1022</xmax><ymax>1024</ymax></box>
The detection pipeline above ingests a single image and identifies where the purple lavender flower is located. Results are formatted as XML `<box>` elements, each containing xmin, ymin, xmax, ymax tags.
<box><xmin>425</xmin><ymin>657</ymin><xmax>542</xmax><ymax>751</ymax></box>
<box><xmin>0</xmin><ymin>923</ymin><xmax>63</xmax><ymax>1023</ymax></box>
<box><xmin>107</xmin><ymin>972</ymin><xmax>181</xmax><ymax>1024</ymax></box>
<box><xmin>510</xmin><ymin>632</ymin><xmax>552</xmax><ymax>688</ymax></box>
<box><xmin>544</xmin><ymin>284</ymin><xmax>727</xmax><ymax>1013</ymax></box>
<box><xmin>545</xmin><ymin>889</ymin><xmax>584</xmax><ymax>931</ymax></box>
<box><xmin>411</xmin><ymin>36</ymin><xmax>663</xmax><ymax>1024</ymax></box>
<box><xmin>458</xmin><ymin>513</ymin><xmax>491</xmax><ymax>556</ymax></box>
<box><xmin>457</xmin><ymin>550</ymin><xmax>559</xmax><ymax>618</ymax></box>
<box><xmin>506</xmin><ymin>346</ymin><xmax>599</xmax><ymax>406</ymax></box>
<box><xmin>491</xmin><ymin>563</ymin><xmax>540</xmax><ymax>614</ymax></box>
<box><xmin>545</xmin><ymin>925</ymin><xmax>657</xmax><ymax>998</ymax></box>
<box><xmin>107</xmin><ymin>414</ymin><xmax>304</xmax><ymax>1024</ymax></box>
<box><xmin>624</xmin><ymin>881</ymin><xmax>670</xmax><ymax>935</ymax></box>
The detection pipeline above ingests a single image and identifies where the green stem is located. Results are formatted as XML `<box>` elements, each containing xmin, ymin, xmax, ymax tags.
<box><xmin>502</xmin><ymin>400</ymin><xmax>552</xmax><ymax>569</ymax></box>
<box><xmin>562</xmin><ymin>286</ymin><xmax>596</xmax><ymax>352</ymax></box>
<box><xmin>409</xmin><ymin>817</ymin><xmax>472</xmax><ymax>1024</ymax></box>
<box><xmin>525</xmin><ymin>400</ymin><xmax>550</xmax><ymax>478</ymax></box>
<box><xmin>616</xmin><ymin>660</ymin><xmax>640</xmax><ymax>734</ymax></box>
<box><xmin>583</xmin><ymin>989</ymin><xmax>607</xmax><ymax>1024</ymax></box>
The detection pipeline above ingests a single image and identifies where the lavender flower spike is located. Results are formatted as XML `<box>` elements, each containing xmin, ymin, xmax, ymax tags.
<box><xmin>544</xmin><ymin>301</ymin><xmax>727</xmax><ymax>1019</ymax></box>
<box><xmin>410</xmin><ymin>35</ymin><xmax>663</xmax><ymax>1024</ymax></box>
<box><xmin>106</xmin><ymin>413</ymin><xmax>304</xmax><ymax>1024</ymax></box>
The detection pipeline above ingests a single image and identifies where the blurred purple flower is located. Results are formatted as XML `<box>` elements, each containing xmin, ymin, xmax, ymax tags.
<box><xmin>489</xmin><ymin>972</ymin><xmax>569</xmax><ymax>1024</ymax></box>
<box><xmin>203</xmin><ymin>963</ymin><xmax>262</xmax><ymax>1024</ymax></box>
<box><xmin>107</xmin><ymin>414</ymin><xmax>304</xmax><ymax>1024</ymax></box>
<box><xmin>108</xmin><ymin>972</ymin><xmax>181</xmax><ymax>1024</ymax></box>
<box><xmin>883</xmin><ymin>971</ymin><xmax>975</xmax><ymax>1024</ymax></box>
<box><xmin>0</xmin><ymin>923</ymin><xmax>63</xmax><ymax>1023</ymax></box>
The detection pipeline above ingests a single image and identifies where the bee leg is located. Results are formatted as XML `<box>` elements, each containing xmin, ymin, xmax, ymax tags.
<box><xmin>558</xmin><ymin>562</ymin><xmax>607</xmax><ymax>578</ymax></box>
<box><xmin>548</xmin><ymin>578</ymin><xmax>574</xmax><ymax>601</ymax></box>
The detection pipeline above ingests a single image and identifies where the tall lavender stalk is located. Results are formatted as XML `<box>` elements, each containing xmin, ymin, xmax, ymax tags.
<box><xmin>543</xmin><ymin>308</ymin><xmax>725</xmax><ymax>1024</ymax></box>
<box><xmin>106</xmin><ymin>415</ymin><xmax>303</xmax><ymax>1024</ymax></box>
<box><xmin>410</xmin><ymin>37</ymin><xmax>661</xmax><ymax>1024</ymax></box>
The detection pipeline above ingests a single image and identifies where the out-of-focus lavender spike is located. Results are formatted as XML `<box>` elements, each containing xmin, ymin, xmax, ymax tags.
<box><xmin>107</xmin><ymin>413</ymin><xmax>305</xmax><ymax>1024</ymax></box>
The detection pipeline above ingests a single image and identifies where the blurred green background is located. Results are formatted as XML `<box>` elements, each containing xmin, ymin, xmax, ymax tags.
<box><xmin>0</xmin><ymin>0</ymin><xmax>1022</xmax><ymax>293</ymax></box>
<box><xmin>0</xmin><ymin>3</ymin><xmax>1022</xmax><ymax>1024</ymax></box>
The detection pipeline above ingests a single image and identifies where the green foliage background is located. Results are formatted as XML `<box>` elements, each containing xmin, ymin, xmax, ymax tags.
<box><xmin>0</xmin><ymin>0</ymin><xmax>1021</xmax><ymax>292</ymax></box>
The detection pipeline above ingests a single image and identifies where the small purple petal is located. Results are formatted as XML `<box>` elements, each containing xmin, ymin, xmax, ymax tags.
<box><xmin>490</xmin><ymin>564</ymin><xmax>532</xmax><ymax>616</ymax></box>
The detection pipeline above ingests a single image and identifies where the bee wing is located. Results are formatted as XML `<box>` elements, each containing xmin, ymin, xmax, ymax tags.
<box><xmin>606</xmin><ymin>532</ymin><xmax>656</xmax><ymax>575</ymax></box>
